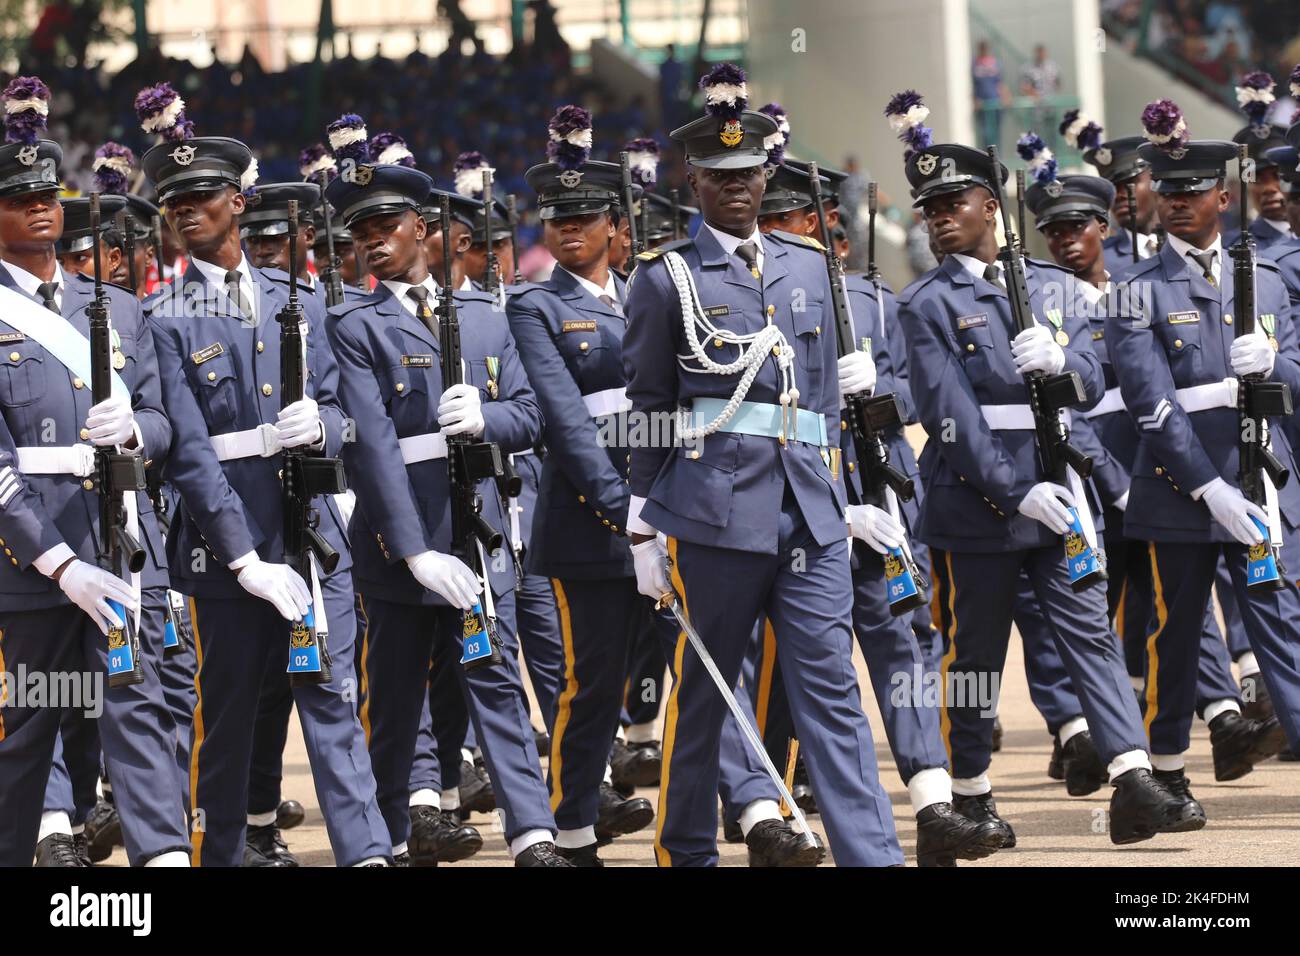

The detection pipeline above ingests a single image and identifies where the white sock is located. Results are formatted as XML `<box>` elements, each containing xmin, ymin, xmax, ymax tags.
<box><xmin>1148</xmin><ymin>752</ymin><xmax>1183</xmax><ymax>773</ymax></box>
<box><xmin>352</xmin><ymin>856</ymin><xmax>387</xmax><ymax>867</ymax></box>
<box><xmin>392</xmin><ymin>841</ymin><xmax>408</xmax><ymax>857</ymax></box>
<box><xmin>602</xmin><ymin>763</ymin><xmax>613</xmax><ymax>785</ymax></box>
<box><xmin>70</xmin><ymin>823</ymin><xmax>85</xmax><ymax>836</ymax></box>
<box><xmin>38</xmin><ymin>811</ymin><xmax>72</xmax><ymax>842</ymax></box>
<box><xmin>247</xmin><ymin>810</ymin><xmax>276</xmax><ymax>828</ymax></box>
<box><xmin>510</xmin><ymin>829</ymin><xmax>554</xmax><ymax>858</ymax></box>
<box><xmin>951</xmin><ymin>774</ymin><xmax>991</xmax><ymax>797</ymax></box>
<box><xmin>144</xmin><ymin>851</ymin><xmax>190</xmax><ymax>867</ymax></box>
<box><xmin>1057</xmin><ymin>716</ymin><xmax>1088</xmax><ymax>746</ymax></box>
<box><xmin>738</xmin><ymin>798</ymin><xmax>782</xmax><ymax>836</ymax></box>
<box><xmin>625</xmin><ymin>721</ymin><xmax>658</xmax><ymax>744</ymax></box>
<box><xmin>441</xmin><ymin>789</ymin><xmax>461</xmax><ymax>811</ymax></box>
<box><xmin>615</xmin><ymin>725</ymin><xmax>627</xmax><ymax>742</ymax></box>
<box><xmin>1237</xmin><ymin>652</ymin><xmax>1260</xmax><ymax>678</ymax></box>
<box><xmin>1129</xmin><ymin>674</ymin><xmax>1145</xmax><ymax>692</ymax></box>
<box><xmin>461</xmin><ymin>747</ymin><xmax>474</xmax><ymax>765</ymax></box>
<box><xmin>1108</xmin><ymin>749</ymin><xmax>1153</xmax><ymax>780</ymax></box>
<box><xmin>555</xmin><ymin>826</ymin><xmax>596</xmax><ymax>849</ymax></box>
<box><xmin>409</xmin><ymin>788</ymin><xmax>438</xmax><ymax>808</ymax></box>
<box><xmin>1202</xmin><ymin>699</ymin><xmax>1241</xmax><ymax>725</ymax></box>
<box><xmin>907</xmin><ymin>767</ymin><xmax>953</xmax><ymax>814</ymax></box>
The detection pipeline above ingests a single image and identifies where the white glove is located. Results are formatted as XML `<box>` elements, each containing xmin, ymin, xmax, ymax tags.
<box><xmin>1230</xmin><ymin>331</ymin><xmax>1275</xmax><ymax>377</ymax></box>
<box><xmin>235</xmin><ymin>559</ymin><xmax>311</xmax><ymax>621</ymax></box>
<box><xmin>406</xmin><ymin>550</ymin><xmax>482</xmax><ymax>610</ymax></box>
<box><xmin>837</xmin><ymin>350</ymin><xmax>877</xmax><ymax>396</ymax></box>
<box><xmin>57</xmin><ymin>559</ymin><xmax>138</xmax><ymax>635</ymax></box>
<box><xmin>845</xmin><ymin>504</ymin><xmax>906</xmax><ymax>554</ymax></box>
<box><xmin>631</xmin><ymin>535</ymin><xmax>671</xmax><ymax>601</ymax></box>
<box><xmin>276</xmin><ymin>397</ymin><xmax>323</xmax><ymax>449</ymax></box>
<box><xmin>1011</xmin><ymin>325</ymin><xmax>1066</xmax><ymax>375</ymax></box>
<box><xmin>85</xmin><ymin>394</ymin><xmax>135</xmax><ymax>447</ymax></box>
<box><xmin>1113</xmin><ymin>490</ymin><xmax>1130</xmax><ymax>512</ymax></box>
<box><xmin>1201</xmin><ymin>477</ymin><xmax>1268</xmax><ymax>546</ymax></box>
<box><xmin>437</xmin><ymin>383</ymin><xmax>486</xmax><ymax>438</ymax></box>
<box><xmin>1017</xmin><ymin>482</ymin><xmax>1076</xmax><ymax>534</ymax></box>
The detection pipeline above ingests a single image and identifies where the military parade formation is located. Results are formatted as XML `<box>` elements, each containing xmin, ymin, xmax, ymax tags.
<box><xmin>3</xmin><ymin>53</ymin><xmax>1300</xmax><ymax>869</ymax></box>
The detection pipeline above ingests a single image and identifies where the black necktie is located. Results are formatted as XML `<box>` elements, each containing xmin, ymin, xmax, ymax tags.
<box><xmin>598</xmin><ymin>293</ymin><xmax>624</xmax><ymax>318</ymax></box>
<box><xmin>982</xmin><ymin>263</ymin><xmax>1006</xmax><ymax>291</ymax></box>
<box><xmin>224</xmin><ymin>269</ymin><xmax>252</xmax><ymax>321</ymax></box>
<box><xmin>735</xmin><ymin>241</ymin><xmax>761</xmax><ymax>279</ymax></box>
<box><xmin>36</xmin><ymin>281</ymin><xmax>59</xmax><ymax>313</ymax></box>
<box><xmin>1188</xmin><ymin>250</ymin><xmax>1217</xmax><ymax>287</ymax></box>
<box><xmin>408</xmin><ymin>286</ymin><xmax>438</xmax><ymax>341</ymax></box>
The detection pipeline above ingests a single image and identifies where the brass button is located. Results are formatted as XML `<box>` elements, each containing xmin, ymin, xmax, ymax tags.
<box><xmin>4</xmin><ymin>549</ymin><xmax>10</xmax><ymax>556</ymax></box>
<box><xmin>966</xmin><ymin>343</ymin><xmax>976</xmax><ymax>352</ymax></box>
<box><xmin>602</xmin><ymin>519</ymin><xmax>610</xmax><ymax>526</ymax></box>
<box><xmin>73</xmin><ymin>377</ymin><xmax>84</xmax><ymax>389</ymax></box>
<box><xmin>8</xmin><ymin>351</ymin><xmax>19</xmax><ymax>361</ymax></box>
<box><xmin>0</xmin><ymin>538</ymin><xmax>5</xmax><ymax>546</ymax></box>
<box><xmin>83</xmin><ymin>479</ymin><xmax>94</xmax><ymax>490</ymax></box>
<box><xmin>595</xmin><ymin>510</ymin><xmax>603</xmax><ymax>518</ymax></box>
<box><xmin>815</xmin><ymin>325</ymin><xmax>821</xmax><ymax>336</ymax></box>
<box><xmin>1155</xmin><ymin>466</ymin><xmax>1163</xmax><ymax>475</ymax></box>
<box><xmin>10</xmin><ymin>557</ymin><xmax>16</xmax><ymax>566</ymax></box>
<box><xmin>1173</xmin><ymin>338</ymin><xmax>1183</xmax><ymax>348</ymax></box>
<box><xmin>79</xmin><ymin>428</ymin><xmax>89</xmax><ymax>440</ymax></box>
<box><xmin>395</xmin><ymin>382</ymin><xmax>405</xmax><ymax>392</ymax></box>
<box><xmin>610</xmin><ymin>525</ymin><xmax>618</xmax><ymax>533</ymax></box>
<box><xmin>262</xmin><ymin>384</ymin><xmax>273</xmax><ymax>397</ymax></box>
<box><xmin>578</xmin><ymin>495</ymin><xmax>586</xmax><ymax>503</ymax></box>
<box><xmin>847</xmin><ymin>462</ymin><xmax>855</xmax><ymax>473</ymax></box>
<box><xmin>1224</xmin><ymin>316</ymin><xmax>1232</xmax><ymax>325</ymax></box>
<box><xmin>689</xmin><ymin>450</ymin><xmax>701</xmax><ymax>460</ymax></box>
<box><xmin>579</xmin><ymin>341</ymin><xmax>589</xmax><ymax>351</ymax></box>
<box><xmin>959</xmin><ymin>475</ymin><xmax>967</xmax><ymax>482</ymax></box>
<box><xmin>767</xmin><ymin>305</ymin><xmax>775</xmax><ymax>316</ymax></box>
<box><xmin>714</xmin><ymin>338</ymin><xmax>724</xmax><ymax>348</ymax></box>
<box><xmin>207</xmin><ymin>371</ymin><xmax>217</xmax><ymax>381</ymax></box>
<box><xmin>257</xmin><ymin>341</ymin><xmax>265</xmax><ymax>352</ymax></box>
<box><xmin>771</xmin><ymin>346</ymin><xmax>780</xmax><ymax>356</ymax></box>
<box><xmin>840</xmin><ymin>419</ymin><xmax>847</xmax><ymax>430</ymax></box>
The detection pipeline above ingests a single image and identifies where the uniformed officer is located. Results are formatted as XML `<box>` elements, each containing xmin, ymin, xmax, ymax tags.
<box><xmin>1106</xmin><ymin>102</ymin><xmax>1300</xmax><ymax>809</ymax></box>
<box><xmin>1078</xmin><ymin>126</ymin><xmax>1161</xmax><ymax>274</ymax></box>
<box><xmin>57</xmin><ymin>195</ymin><xmax>127</xmax><ymax>280</ymax></box>
<box><xmin>623</xmin><ymin>65</ymin><xmax>901</xmax><ymax>867</ymax></box>
<box><xmin>241</xmin><ymin>181</ymin><xmax>320</xmax><ymax>291</ymax></box>
<box><xmin>1225</xmin><ymin>72</ymin><xmax>1292</xmax><ymax>251</ymax></box>
<box><xmin>136</xmin><ymin>83</ymin><xmax>391</xmax><ymax>867</ymax></box>
<box><xmin>887</xmin><ymin>89</ymin><xmax>1190</xmax><ymax>845</ymax></box>
<box><xmin>300</xmin><ymin>143</ymin><xmax>368</xmax><ymax>296</ymax></box>
<box><xmin>453</xmin><ymin>151</ymin><xmax>518</xmax><ymax>289</ymax></box>
<box><xmin>320</xmin><ymin>142</ymin><xmax>569</xmax><ymax>867</ymax></box>
<box><xmin>0</xmin><ymin>74</ymin><xmax>190</xmax><ymax>867</ymax></box>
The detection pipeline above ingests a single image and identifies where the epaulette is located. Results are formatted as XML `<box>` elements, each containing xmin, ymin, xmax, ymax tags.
<box><xmin>454</xmin><ymin>287</ymin><xmax>496</xmax><ymax>305</ymax></box>
<box><xmin>1027</xmin><ymin>256</ymin><xmax>1072</xmax><ymax>275</ymax></box>
<box><xmin>1264</xmin><ymin>242</ymin><xmax>1300</xmax><ymax>263</ymax></box>
<box><xmin>1112</xmin><ymin>255</ymin><xmax>1163</xmax><ymax>285</ymax></box>
<box><xmin>767</xmin><ymin>229</ymin><xmax>825</xmax><ymax>252</ymax></box>
<box><xmin>1256</xmin><ymin>257</ymin><xmax>1281</xmax><ymax>275</ymax></box>
<box><xmin>894</xmin><ymin>264</ymin><xmax>946</xmax><ymax>307</ymax></box>
<box><xmin>327</xmin><ymin>290</ymin><xmax>382</xmax><ymax>320</ymax></box>
<box><xmin>636</xmin><ymin>237</ymin><xmax>693</xmax><ymax>262</ymax></box>
<box><xmin>844</xmin><ymin>271</ymin><xmax>896</xmax><ymax>297</ymax></box>
<box><xmin>70</xmin><ymin>272</ymin><xmax>137</xmax><ymax>297</ymax></box>
<box><xmin>258</xmin><ymin>266</ymin><xmax>293</xmax><ymax>284</ymax></box>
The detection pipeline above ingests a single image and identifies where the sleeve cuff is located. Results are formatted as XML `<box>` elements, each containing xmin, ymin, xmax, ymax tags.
<box><xmin>1190</xmin><ymin>478</ymin><xmax>1221</xmax><ymax>502</ymax></box>
<box><xmin>34</xmin><ymin>543</ymin><xmax>76</xmax><ymax>578</ymax></box>
<box><xmin>128</xmin><ymin>420</ymin><xmax>144</xmax><ymax>455</ymax></box>
<box><xmin>227</xmin><ymin>550</ymin><xmax>258</xmax><ymax>572</ymax></box>
<box><xmin>626</xmin><ymin>495</ymin><xmax>658</xmax><ymax>536</ymax></box>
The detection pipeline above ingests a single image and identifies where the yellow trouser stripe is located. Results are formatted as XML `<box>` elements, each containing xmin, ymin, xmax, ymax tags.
<box><xmin>1114</xmin><ymin>578</ymin><xmax>1128</xmax><ymax>642</ymax></box>
<box><xmin>937</xmin><ymin>551</ymin><xmax>959</xmax><ymax>763</ymax></box>
<box><xmin>187</xmin><ymin>597</ymin><xmax>207</xmax><ymax>867</ymax></box>
<box><xmin>1143</xmin><ymin>543</ymin><xmax>1169</xmax><ymax>740</ymax></box>
<box><xmin>0</xmin><ymin>626</ymin><xmax>8</xmax><ymax>742</ymax></box>
<box><xmin>548</xmin><ymin>579</ymin><xmax>578</xmax><ymax>814</ymax></box>
<box><xmin>754</xmin><ymin>618</ymin><xmax>777</xmax><ymax>738</ymax></box>
<box><xmin>654</xmin><ymin>537</ymin><xmax>689</xmax><ymax>868</ymax></box>
<box><xmin>357</xmin><ymin>595</ymin><xmax>373</xmax><ymax>747</ymax></box>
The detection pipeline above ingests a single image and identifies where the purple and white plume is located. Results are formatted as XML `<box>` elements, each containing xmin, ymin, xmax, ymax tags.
<box><xmin>1236</xmin><ymin>71</ymin><xmax>1275</xmax><ymax>130</ymax></box>
<box><xmin>884</xmin><ymin>90</ymin><xmax>933</xmax><ymax>161</ymax></box>
<box><xmin>3</xmin><ymin>75</ymin><xmax>50</xmax><ymax>145</ymax></box>
<box><xmin>546</xmin><ymin>105</ymin><xmax>593</xmax><ymax>171</ymax></box>
<box><xmin>699</xmin><ymin>63</ymin><xmax>748</xmax><ymax>120</ymax></box>
<box><xmin>453</xmin><ymin>151</ymin><xmax>492</xmax><ymax>198</ymax></box>
<box><xmin>369</xmin><ymin>131</ymin><xmax>415</xmax><ymax>167</ymax></box>
<box><xmin>1141</xmin><ymin>98</ymin><xmax>1189</xmax><ymax>151</ymax></box>
<box><xmin>758</xmin><ymin>103</ymin><xmax>789</xmax><ymax>166</ymax></box>
<box><xmin>1016</xmin><ymin>132</ymin><xmax>1058</xmax><ymax>185</ymax></box>
<box><xmin>299</xmin><ymin>143</ymin><xmax>336</xmax><ymax>181</ymax></box>
<box><xmin>92</xmin><ymin>142</ymin><xmax>134</xmax><ymax>195</ymax></box>
<box><xmin>1291</xmin><ymin>64</ymin><xmax>1300</xmax><ymax>100</ymax></box>
<box><xmin>240</xmin><ymin>156</ymin><xmax>259</xmax><ymax>193</ymax></box>
<box><xmin>134</xmin><ymin>83</ymin><xmax>193</xmax><ymax>142</ymax></box>
<box><xmin>624</xmin><ymin>138</ymin><xmax>659</xmax><ymax>187</ymax></box>
<box><xmin>1058</xmin><ymin>108</ymin><xmax>1104</xmax><ymax>153</ymax></box>
<box><xmin>326</xmin><ymin>113</ymin><xmax>369</xmax><ymax>165</ymax></box>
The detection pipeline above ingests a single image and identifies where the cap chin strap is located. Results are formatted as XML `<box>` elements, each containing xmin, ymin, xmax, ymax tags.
<box><xmin>662</xmin><ymin>250</ymin><xmax>798</xmax><ymax>442</ymax></box>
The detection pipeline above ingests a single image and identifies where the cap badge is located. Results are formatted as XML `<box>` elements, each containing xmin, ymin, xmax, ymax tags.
<box><xmin>16</xmin><ymin>145</ymin><xmax>38</xmax><ymax>166</ymax></box>
<box><xmin>719</xmin><ymin>119</ymin><xmax>744</xmax><ymax>148</ymax></box>
<box><xmin>170</xmin><ymin>144</ymin><xmax>196</xmax><ymax>166</ymax></box>
<box><xmin>1045</xmin><ymin>180</ymin><xmax>1064</xmax><ymax>198</ymax></box>
<box><xmin>1094</xmin><ymin>147</ymin><xmax>1112</xmax><ymax>166</ymax></box>
<box><xmin>558</xmin><ymin>169</ymin><xmax>583</xmax><ymax>188</ymax></box>
<box><xmin>915</xmin><ymin>153</ymin><xmax>938</xmax><ymax>176</ymax></box>
<box><xmin>1168</xmin><ymin>147</ymin><xmax>1188</xmax><ymax>160</ymax></box>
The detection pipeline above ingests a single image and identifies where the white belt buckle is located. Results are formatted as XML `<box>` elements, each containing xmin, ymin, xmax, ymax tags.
<box><xmin>257</xmin><ymin>422</ymin><xmax>281</xmax><ymax>458</ymax></box>
<box><xmin>74</xmin><ymin>443</ymin><xmax>97</xmax><ymax>478</ymax></box>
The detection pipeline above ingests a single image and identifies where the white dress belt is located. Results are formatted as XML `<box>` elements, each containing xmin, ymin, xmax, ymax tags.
<box><xmin>582</xmin><ymin>387</ymin><xmax>631</xmax><ymax>418</ymax></box>
<box><xmin>979</xmin><ymin>404</ymin><xmax>1073</xmax><ymax>431</ymax></box>
<box><xmin>15</xmin><ymin>443</ymin><xmax>99</xmax><ymax>477</ymax></box>
<box><xmin>210</xmin><ymin>423</ymin><xmax>281</xmax><ymax>461</ymax></box>
<box><xmin>1174</xmin><ymin>378</ymin><xmax>1237</xmax><ymax>413</ymax></box>
<box><xmin>398</xmin><ymin>432</ymin><xmax>448</xmax><ymax>464</ymax></box>
<box><xmin>1081</xmin><ymin>387</ymin><xmax>1124</xmax><ymax>419</ymax></box>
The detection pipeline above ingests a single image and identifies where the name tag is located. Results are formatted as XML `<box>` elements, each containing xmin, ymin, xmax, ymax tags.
<box><xmin>401</xmin><ymin>354</ymin><xmax>433</xmax><ymax>367</ymax></box>
<box><xmin>0</xmin><ymin>332</ymin><xmax>25</xmax><ymax>344</ymax></box>
<box><xmin>191</xmin><ymin>342</ymin><xmax>224</xmax><ymax>365</ymax></box>
<box><xmin>703</xmin><ymin>305</ymin><xmax>730</xmax><ymax>318</ymax></box>
<box><xmin>1167</xmin><ymin>311</ymin><xmax>1199</xmax><ymax>325</ymax></box>
<box><xmin>956</xmin><ymin>313</ymin><xmax>987</xmax><ymax>330</ymax></box>
<box><xmin>562</xmin><ymin>320</ymin><xmax>598</xmax><ymax>333</ymax></box>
